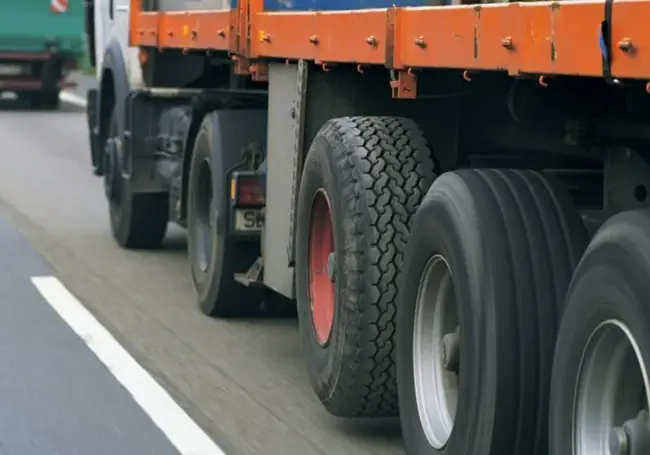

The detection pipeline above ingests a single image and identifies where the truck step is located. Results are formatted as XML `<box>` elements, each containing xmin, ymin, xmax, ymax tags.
<box><xmin>233</xmin><ymin>257</ymin><xmax>265</xmax><ymax>288</ymax></box>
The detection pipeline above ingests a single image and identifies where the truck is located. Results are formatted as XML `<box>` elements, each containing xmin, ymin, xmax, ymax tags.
<box><xmin>84</xmin><ymin>0</ymin><xmax>650</xmax><ymax>454</ymax></box>
<box><xmin>0</xmin><ymin>0</ymin><xmax>84</xmax><ymax>109</ymax></box>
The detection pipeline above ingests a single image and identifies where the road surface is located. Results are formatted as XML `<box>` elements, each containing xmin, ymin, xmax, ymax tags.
<box><xmin>0</xmin><ymin>218</ymin><xmax>185</xmax><ymax>455</ymax></box>
<box><xmin>0</xmin><ymin>78</ymin><xmax>404</xmax><ymax>454</ymax></box>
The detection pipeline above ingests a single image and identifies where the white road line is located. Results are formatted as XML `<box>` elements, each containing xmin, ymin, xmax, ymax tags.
<box><xmin>31</xmin><ymin>276</ymin><xmax>227</xmax><ymax>455</ymax></box>
<box><xmin>59</xmin><ymin>90</ymin><xmax>87</xmax><ymax>108</ymax></box>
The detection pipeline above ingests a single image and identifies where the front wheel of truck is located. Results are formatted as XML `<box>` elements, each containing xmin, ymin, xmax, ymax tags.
<box><xmin>104</xmin><ymin>108</ymin><xmax>169</xmax><ymax>249</ymax></box>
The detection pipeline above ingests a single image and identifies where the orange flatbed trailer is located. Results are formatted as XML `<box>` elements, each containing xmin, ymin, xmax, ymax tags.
<box><xmin>130</xmin><ymin>0</ymin><xmax>650</xmax><ymax>82</ymax></box>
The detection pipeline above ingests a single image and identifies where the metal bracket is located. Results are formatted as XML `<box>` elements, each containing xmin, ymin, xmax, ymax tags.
<box><xmin>231</xmin><ymin>57</ymin><xmax>269</xmax><ymax>82</ymax></box>
<box><xmin>286</xmin><ymin>60</ymin><xmax>308</xmax><ymax>267</ymax></box>
<box><xmin>250</xmin><ymin>62</ymin><xmax>269</xmax><ymax>82</ymax></box>
<box><xmin>390</xmin><ymin>70</ymin><xmax>417</xmax><ymax>99</ymax></box>
<box><xmin>234</xmin><ymin>256</ymin><xmax>265</xmax><ymax>287</ymax></box>
<box><xmin>232</xmin><ymin>55</ymin><xmax>251</xmax><ymax>76</ymax></box>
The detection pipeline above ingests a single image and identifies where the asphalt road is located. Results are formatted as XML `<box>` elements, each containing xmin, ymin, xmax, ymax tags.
<box><xmin>0</xmin><ymin>217</ymin><xmax>184</xmax><ymax>455</ymax></box>
<box><xmin>67</xmin><ymin>71</ymin><xmax>95</xmax><ymax>99</ymax></box>
<box><xmin>0</xmin><ymin>76</ymin><xmax>404</xmax><ymax>454</ymax></box>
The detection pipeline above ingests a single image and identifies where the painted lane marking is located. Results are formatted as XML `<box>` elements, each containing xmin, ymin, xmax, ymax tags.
<box><xmin>31</xmin><ymin>276</ymin><xmax>227</xmax><ymax>455</ymax></box>
<box><xmin>59</xmin><ymin>91</ymin><xmax>87</xmax><ymax>108</ymax></box>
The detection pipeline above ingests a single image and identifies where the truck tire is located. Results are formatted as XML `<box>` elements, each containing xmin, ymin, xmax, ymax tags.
<box><xmin>295</xmin><ymin>116</ymin><xmax>436</xmax><ymax>417</ymax></box>
<box><xmin>397</xmin><ymin>169</ymin><xmax>588</xmax><ymax>455</ymax></box>
<box><xmin>187</xmin><ymin>116</ymin><xmax>264</xmax><ymax>318</ymax></box>
<box><xmin>105</xmin><ymin>108</ymin><xmax>169</xmax><ymax>249</ymax></box>
<box><xmin>549</xmin><ymin>209</ymin><xmax>650</xmax><ymax>455</ymax></box>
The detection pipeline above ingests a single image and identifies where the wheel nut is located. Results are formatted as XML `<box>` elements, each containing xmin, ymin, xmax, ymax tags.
<box><xmin>621</xmin><ymin>410</ymin><xmax>650</xmax><ymax>454</ymax></box>
<box><xmin>441</xmin><ymin>328</ymin><xmax>460</xmax><ymax>372</ymax></box>
<box><xmin>609</xmin><ymin>427</ymin><xmax>629</xmax><ymax>455</ymax></box>
<box><xmin>327</xmin><ymin>252</ymin><xmax>336</xmax><ymax>282</ymax></box>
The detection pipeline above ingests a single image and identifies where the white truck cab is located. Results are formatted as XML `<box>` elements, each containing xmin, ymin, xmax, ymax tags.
<box><xmin>85</xmin><ymin>0</ymin><xmax>146</xmax><ymax>179</ymax></box>
<box><xmin>90</xmin><ymin>0</ymin><xmax>143</xmax><ymax>88</ymax></box>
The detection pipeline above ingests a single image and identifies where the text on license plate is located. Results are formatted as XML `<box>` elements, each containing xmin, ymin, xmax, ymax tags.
<box><xmin>234</xmin><ymin>209</ymin><xmax>264</xmax><ymax>232</ymax></box>
<box><xmin>0</xmin><ymin>64</ymin><xmax>22</xmax><ymax>76</ymax></box>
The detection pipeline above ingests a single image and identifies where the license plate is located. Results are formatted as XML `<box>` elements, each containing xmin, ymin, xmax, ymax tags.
<box><xmin>234</xmin><ymin>209</ymin><xmax>264</xmax><ymax>232</ymax></box>
<box><xmin>0</xmin><ymin>64</ymin><xmax>22</xmax><ymax>76</ymax></box>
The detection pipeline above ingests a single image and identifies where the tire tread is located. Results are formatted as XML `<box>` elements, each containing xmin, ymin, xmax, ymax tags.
<box><xmin>120</xmin><ymin>193</ymin><xmax>168</xmax><ymax>249</ymax></box>
<box><xmin>466</xmin><ymin>168</ymin><xmax>587</xmax><ymax>455</ymax></box>
<box><xmin>398</xmin><ymin>168</ymin><xmax>588</xmax><ymax>455</ymax></box>
<box><xmin>319</xmin><ymin>116</ymin><xmax>436</xmax><ymax>417</ymax></box>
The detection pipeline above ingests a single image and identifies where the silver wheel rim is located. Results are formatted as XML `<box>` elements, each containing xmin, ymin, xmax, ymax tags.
<box><xmin>413</xmin><ymin>254</ymin><xmax>459</xmax><ymax>449</ymax></box>
<box><xmin>574</xmin><ymin>319</ymin><xmax>650</xmax><ymax>454</ymax></box>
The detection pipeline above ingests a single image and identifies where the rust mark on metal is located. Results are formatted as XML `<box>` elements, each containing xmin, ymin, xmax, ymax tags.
<box><xmin>549</xmin><ymin>2</ymin><xmax>559</xmax><ymax>61</ymax></box>
<box><xmin>385</xmin><ymin>7</ymin><xmax>396</xmax><ymax>68</ymax></box>
<box><xmin>473</xmin><ymin>5</ymin><xmax>481</xmax><ymax>60</ymax></box>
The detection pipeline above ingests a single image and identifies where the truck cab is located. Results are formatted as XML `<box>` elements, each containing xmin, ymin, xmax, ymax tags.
<box><xmin>85</xmin><ymin>0</ymin><xmax>145</xmax><ymax>176</ymax></box>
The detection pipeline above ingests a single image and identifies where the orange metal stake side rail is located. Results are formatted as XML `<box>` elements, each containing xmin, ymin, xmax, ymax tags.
<box><xmin>129</xmin><ymin>0</ymin><xmax>650</xmax><ymax>81</ymax></box>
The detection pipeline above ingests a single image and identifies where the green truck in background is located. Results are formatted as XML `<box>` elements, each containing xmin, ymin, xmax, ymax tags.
<box><xmin>0</xmin><ymin>0</ymin><xmax>85</xmax><ymax>109</ymax></box>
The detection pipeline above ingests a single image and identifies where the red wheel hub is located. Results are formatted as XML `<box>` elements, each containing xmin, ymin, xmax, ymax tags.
<box><xmin>308</xmin><ymin>190</ymin><xmax>335</xmax><ymax>346</ymax></box>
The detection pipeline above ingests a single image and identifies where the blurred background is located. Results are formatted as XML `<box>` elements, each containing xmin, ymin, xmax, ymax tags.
<box><xmin>0</xmin><ymin>0</ymin><xmax>90</xmax><ymax>109</ymax></box>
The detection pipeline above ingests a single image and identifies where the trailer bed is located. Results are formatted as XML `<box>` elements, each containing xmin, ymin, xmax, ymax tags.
<box><xmin>130</xmin><ymin>0</ymin><xmax>649</xmax><ymax>81</ymax></box>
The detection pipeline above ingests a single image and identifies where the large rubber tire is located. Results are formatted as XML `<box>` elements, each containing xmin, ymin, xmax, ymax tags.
<box><xmin>549</xmin><ymin>210</ymin><xmax>650</xmax><ymax>455</ymax></box>
<box><xmin>187</xmin><ymin>115</ymin><xmax>264</xmax><ymax>318</ymax></box>
<box><xmin>397</xmin><ymin>169</ymin><xmax>588</xmax><ymax>455</ymax></box>
<box><xmin>295</xmin><ymin>116</ymin><xmax>436</xmax><ymax>418</ymax></box>
<box><xmin>106</xmin><ymin>109</ymin><xmax>169</xmax><ymax>249</ymax></box>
